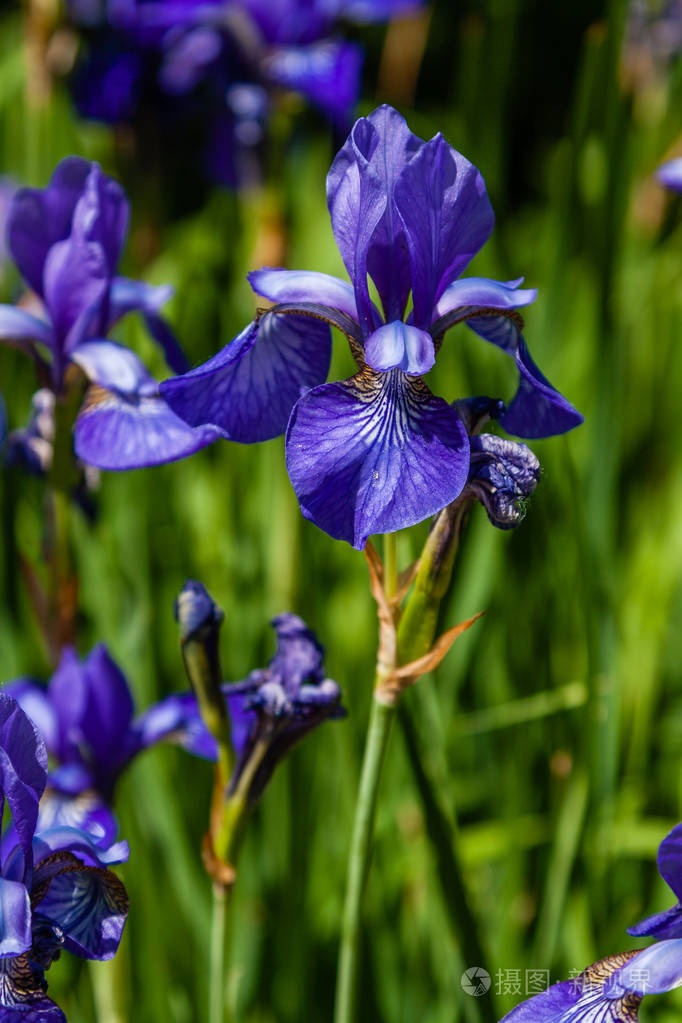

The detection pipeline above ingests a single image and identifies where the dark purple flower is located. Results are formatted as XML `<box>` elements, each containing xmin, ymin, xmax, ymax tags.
<box><xmin>0</xmin><ymin>693</ymin><xmax>129</xmax><ymax>1021</ymax></box>
<box><xmin>657</xmin><ymin>157</ymin><xmax>682</xmax><ymax>193</ymax></box>
<box><xmin>4</xmin><ymin>643</ymin><xmax>216</xmax><ymax>846</ymax></box>
<box><xmin>500</xmin><ymin>942</ymin><xmax>682</xmax><ymax>1022</ymax></box>
<box><xmin>68</xmin><ymin>0</ymin><xmax>422</xmax><ymax>186</ymax></box>
<box><xmin>162</xmin><ymin>106</ymin><xmax>582</xmax><ymax>548</ymax></box>
<box><xmin>0</xmin><ymin>157</ymin><xmax>220</xmax><ymax>468</ymax></box>
<box><xmin>628</xmin><ymin>823</ymin><xmax>682</xmax><ymax>940</ymax></box>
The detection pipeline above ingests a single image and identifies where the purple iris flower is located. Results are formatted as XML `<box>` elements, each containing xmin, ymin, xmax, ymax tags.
<box><xmin>657</xmin><ymin>157</ymin><xmax>682</xmax><ymax>193</ymax></box>
<box><xmin>68</xmin><ymin>0</ymin><xmax>421</xmax><ymax>186</ymax></box>
<box><xmin>0</xmin><ymin>693</ymin><xmax>129</xmax><ymax>1022</ymax></box>
<box><xmin>4</xmin><ymin>643</ymin><xmax>217</xmax><ymax>848</ymax></box>
<box><xmin>162</xmin><ymin>105</ymin><xmax>582</xmax><ymax>549</ymax></box>
<box><xmin>0</xmin><ymin>156</ymin><xmax>219</xmax><ymax>469</ymax></box>
<box><xmin>499</xmin><ymin>942</ymin><xmax>682</xmax><ymax>1023</ymax></box>
<box><xmin>628</xmin><ymin>822</ymin><xmax>682</xmax><ymax>940</ymax></box>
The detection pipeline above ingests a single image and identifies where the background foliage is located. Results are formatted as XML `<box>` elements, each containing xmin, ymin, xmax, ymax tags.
<box><xmin>2</xmin><ymin>0</ymin><xmax>682</xmax><ymax>1020</ymax></box>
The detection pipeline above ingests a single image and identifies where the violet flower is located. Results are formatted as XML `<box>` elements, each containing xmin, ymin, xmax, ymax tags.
<box><xmin>499</xmin><ymin>943</ymin><xmax>682</xmax><ymax>1023</ymax></box>
<box><xmin>68</xmin><ymin>0</ymin><xmax>422</xmax><ymax>186</ymax></box>
<box><xmin>4</xmin><ymin>643</ymin><xmax>216</xmax><ymax>848</ymax></box>
<box><xmin>658</xmin><ymin>157</ymin><xmax>682</xmax><ymax>193</ymax></box>
<box><xmin>0</xmin><ymin>693</ymin><xmax>129</xmax><ymax>1022</ymax></box>
<box><xmin>628</xmin><ymin>822</ymin><xmax>682</xmax><ymax>940</ymax></box>
<box><xmin>175</xmin><ymin>581</ymin><xmax>344</xmax><ymax>807</ymax></box>
<box><xmin>0</xmin><ymin>156</ymin><xmax>219</xmax><ymax>468</ymax></box>
<box><xmin>162</xmin><ymin>105</ymin><xmax>582</xmax><ymax>549</ymax></box>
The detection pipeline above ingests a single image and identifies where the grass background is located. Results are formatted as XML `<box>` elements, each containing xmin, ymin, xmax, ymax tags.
<box><xmin>2</xmin><ymin>0</ymin><xmax>682</xmax><ymax>1019</ymax></box>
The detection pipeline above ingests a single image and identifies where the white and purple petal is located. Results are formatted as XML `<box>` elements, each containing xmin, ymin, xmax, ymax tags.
<box><xmin>0</xmin><ymin>877</ymin><xmax>32</xmax><ymax>957</ymax></box>
<box><xmin>364</xmin><ymin>321</ymin><xmax>435</xmax><ymax>374</ymax></box>
<box><xmin>248</xmin><ymin>268</ymin><xmax>359</xmax><ymax>321</ymax></box>
<box><xmin>74</xmin><ymin>383</ymin><xmax>222</xmax><ymax>470</ymax></box>
<box><xmin>432</xmin><ymin>276</ymin><xmax>538</xmax><ymax>338</ymax></box>
<box><xmin>394</xmin><ymin>134</ymin><xmax>494</xmax><ymax>327</ymax></box>
<box><xmin>161</xmin><ymin>311</ymin><xmax>332</xmax><ymax>442</ymax></box>
<box><xmin>0</xmin><ymin>305</ymin><xmax>53</xmax><ymax>352</ymax></box>
<box><xmin>286</xmin><ymin>370</ymin><xmax>469</xmax><ymax>549</ymax></box>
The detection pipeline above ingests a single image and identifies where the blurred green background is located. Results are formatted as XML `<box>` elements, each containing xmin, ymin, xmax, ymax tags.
<box><xmin>2</xmin><ymin>0</ymin><xmax>682</xmax><ymax>1020</ymax></box>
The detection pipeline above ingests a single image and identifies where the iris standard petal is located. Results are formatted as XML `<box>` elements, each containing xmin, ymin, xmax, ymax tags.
<box><xmin>6</xmin><ymin>157</ymin><xmax>91</xmax><ymax>296</ymax></box>
<box><xmin>1</xmin><ymin>681</ymin><xmax>59</xmax><ymax>756</ymax></box>
<box><xmin>161</xmin><ymin>312</ymin><xmax>332</xmax><ymax>441</ymax></box>
<box><xmin>361</xmin><ymin>105</ymin><xmax>422</xmax><ymax>321</ymax></box>
<box><xmin>326</xmin><ymin>116</ymin><xmax>388</xmax><ymax>335</ymax></box>
<box><xmin>47</xmin><ymin>647</ymin><xmax>92</xmax><ymax>765</ymax></box>
<box><xmin>286</xmin><ymin>370</ymin><xmax>469</xmax><ymax>548</ymax></box>
<box><xmin>74</xmin><ymin>384</ymin><xmax>222</xmax><ymax>470</ymax></box>
<box><xmin>248</xmin><ymin>268</ymin><xmax>359</xmax><ymax>321</ymax></box>
<box><xmin>657</xmin><ymin>157</ymin><xmax>682</xmax><ymax>193</ymax></box>
<box><xmin>394</xmin><ymin>133</ymin><xmax>494</xmax><ymax>327</ymax></box>
<box><xmin>78</xmin><ymin>645</ymin><xmax>135</xmax><ymax>774</ymax></box>
<box><xmin>0</xmin><ymin>694</ymin><xmax>48</xmax><ymax>858</ymax></box>
<box><xmin>41</xmin><ymin>221</ymin><xmax>109</xmax><ymax>353</ymax></box>
<box><xmin>0</xmin><ymin>876</ymin><xmax>32</xmax><ymax>956</ymax></box>
<box><xmin>364</xmin><ymin>321</ymin><xmax>435</xmax><ymax>374</ymax></box>
<box><xmin>500</xmin><ymin>338</ymin><xmax>584</xmax><ymax>439</ymax></box>
<box><xmin>263</xmin><ymin>40</ymin><xmax>362</xmax><ymax>124</ymax></box>
<box><xmin>31</xmin><ymin>852</ymin><xmax>128</xmax><ymax>960</ymax></box>
<box><xmin>268</xmin><ymin>613</ymin><xmax>326</xmax><ymax>693</ymax></box>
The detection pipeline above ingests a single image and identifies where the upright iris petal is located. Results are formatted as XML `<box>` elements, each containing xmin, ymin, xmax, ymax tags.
<box><xmin>164</xmin><ymin>104</ymin><xmax>582</xmax><ymax>547</ymax></box>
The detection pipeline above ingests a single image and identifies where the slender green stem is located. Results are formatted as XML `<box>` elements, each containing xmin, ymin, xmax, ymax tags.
<box><xmin>89</xmin><ymin>936</ymin><xmax>130</xmax><ymax>1023</ymax></box>
<box><xmin>209</xmin><ymin>883</ymin><xmax>229</xmax><ymax>1023</ymax></box>
<box><xmin>334</xmin><ymin>697</ymin><xmax>395</xmax><ymax>1023</ymax></box>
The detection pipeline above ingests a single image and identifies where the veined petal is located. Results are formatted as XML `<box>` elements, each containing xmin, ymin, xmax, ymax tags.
<box><xmin>263</xmin><ymin>40</ymin><xmax>362</xmax><ymax>124</ymax></box>
<box><xmin>31</xmin><ymin>851</ymin><xmax>128</xmax><ymax>960</ymax></box>
<box><xmin>0</xmin><ymin>952</ymin><xmax>65</xmax><ymax>1020</ymax></box>
<box><xmin>432</xmin><ymin>276</ymin><xmax>538</xmax><ymax>333</ymax></box>
<box><xmin>326</xmin><ymin>116</ymin><xmax>388</xmax><ymax>335</ymax></box>
<box><xmin>0</xmin><ymin>877</ymin><xmax>32</xmax><ymax>956</ymax></box>
<box><xmin>0</xmin><ymin>694</ymin><xmax>48</xmax><ymax>859</ymax></box>
<box><xmin>74</xmin><ymin>384</ymin><xmax>221</xmax><ymax>470</ymax></box>
<box><xmin>248</xmin><ymin>268</ymin><xmax>358</xmax><ymax>321</ymax></box>
<box><xmin>161</xmin><ymin>312</ymin><xmax>331</xmax><ymax>442</ymax></box>
<box><xmin>0</xmin><ymin>305</ymin><xmax>53</xmax><ymax>350</ymax></box>
<box><xmin>395</xmin><ymin>134</ymin><xmax>494</xmax><ymax>327</ymax></box>
<box><xmin>500</xmin><ymin>339</ymin><xmax>584</xmax><ymax>439</ymax></box>
<box><xmin>364</xmin><ymin>321</ymin><xmax>435</xmax><ymax>374</ymax></box>
<box><xmin>107</xmin><ymin>277</ymin><xmax>189</xmax><ymax>375</ymax></box>
<box><xmin>286</xmin><ymin>370</ymin><xmax>469</xmax><ymax>549</ymax></box>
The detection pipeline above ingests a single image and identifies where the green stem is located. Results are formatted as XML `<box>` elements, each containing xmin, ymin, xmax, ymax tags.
<box><xmin>89</xmin><ymin>939</ymin><xmax>130</xmax><ymax>1023</ymax></box>
<box><xmin>383</xmin><ymin>532</ymin><xmax>398</xmax><ymax>600</ymax></box>
<box><xmin>209</xmin><ymin>884</ymin><xmax>229</xmax><ymax>1023</ymax></box>
<box><xmin>334</xmin><ymin>697</ymin><xmax>395</xmax><ymax>1023</ymax></box>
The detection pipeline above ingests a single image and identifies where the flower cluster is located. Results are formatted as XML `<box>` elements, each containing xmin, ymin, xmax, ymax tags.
<box><xmin>163</xmin><ymin>105</ymin><xmax>582</xmax><ymax>548</ymax></box>
<box><xmin>67</xmin><ymin>0</ymin><xmax>422</xmax><ymax>186</ymax></box>
<box><xmin>0</xmin><ymin>693</ymin><xmax>128</xmax><ymax>1022</ymax></box>
<box><xmin>0</xmin><ymin>157</ymin><xmax>220</xmax><ymax>468</ymax></box>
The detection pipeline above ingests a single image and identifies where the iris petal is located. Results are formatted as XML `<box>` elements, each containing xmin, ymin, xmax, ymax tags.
<box><xmin>161</xmin><ymin>312</ymin><xmax>331</xmax><ymax>442</ymax></box>
<box><xmin>501</xmin><ymin>339</ymin><xmax>584</xmax><ymax>439</ymax></box>
<box><xmin>248</xmin><ymin>268</ymin><xmax>359</xmax><ymax>320</ymax></box>
<box><xmin>0</xmin><ymin>877</ymin><xmax>32</xmax><ymax>956</ymax></box>
<box><xmin>0</xmin><ymin>305</ymin><xmax>53</xmax><ymax>351</ymax></box>
<box><xmin>394</xmin><ymin>134</ymin><xmax>494</xmax><ymax>327</ymax></box>
<box><xmin>364</xmin><ymin>321</ymin><xmax>435</xmax><ymax>374</ymax></box>
<box><xmin>107</xmin><ymin>277</ymin><xmax>189</xmax><ymax>374</ymax></box>
<box><xmin>263</xmin><ymin>40</ymin><xmax>362</xmax><ymax>124</ymax></box>
<box><xmin>0</xmin><ymin>694</ymin><xmax>48</xmax><ymax>859</ymax></box>
<box><xmin>286</xmin><ymin>370</ymin><xmax>469</xmax><ymax>548</ymax></box>
<box><xmin>0</xmin><ymin>952</ymin><xmax>65</xmax><ymax>1020</ymax></box>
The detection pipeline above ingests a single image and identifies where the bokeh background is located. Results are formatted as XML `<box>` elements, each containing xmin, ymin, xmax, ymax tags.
<box><xmin>1</xmin><ymin>0</ymin><xmax>682</xmax><ymax>1020</ymax></box>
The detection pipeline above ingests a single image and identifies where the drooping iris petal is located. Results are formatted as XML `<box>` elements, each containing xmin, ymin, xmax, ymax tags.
<box><xmin>364</xmin><ymin>321</ymin><xmax>435</xmax><ymax>374</ymax></box>
<box><xmin>0</xmin><ymin>306</ymin><xmax>53</xmax><ymax>350</ymax></box>
<box><xmin>394</xmin><ymin>133</ymin><xmax>494</xmax><ymax>327</ymax></box>
<box><xmin>0</xmin><ymin>953</ymin><xmax>66</xmax><ymax>1021</ymax></box>
<box><xmin>7</xmin><ymin>157</ymin><xmax>92</xmax><ymax>295</ymax></box>
<box><xmin>31</xmin><ymin>851</ymin><xmax>128</xmax><ymax>960</ymax></box>
<box><xmin>0</xmin><ymin>877</ymin><xmax>32</xmax><ymax>956</ymax></box>
<box><xmin>74</xmin><ymin>384</ymin><xmax>221</xmax><ymax>469</ymax></box>
<box><xmin>658</xmin><ymin>157</ymin><xmax>682</xmax><ymax>193</ymax></box>
<box><xmin>628</xmin><ymin>823</ymin><xmax>682</xmax><ymax>938</ymax></box>
<box><xmin>248</xmin><ymin>268</ymin><xmax>359</xmax><ymax>321</ymax></box>
<box><xmin>361</xmin><ymin>105</ymin><xmax>422</xmax><ymax>321</ymax></box>
<box><xmin>500</xmin><ymin>339</ymin><xmax>584</xmax><ymax>439</ymax></box>
<box><xmin>263</xmin><ymin>40</ymin><xmax>362</xmax><ymax>124</ymax></box>
<box><xmin>0</xmin><ymin>693</ymin><xmax>48</xmax><ymax>858</ymax></box>
<box><xmin>286</xmin><ymin>370</ymin><xmax>469</xmax><ymax>548</ymax></box>
<box><xmin>326</xmin><ymin>116</ymin><xmax>388</xmax><ymax>335</ymax></box>
<box><xmin>107</xmin><ymin>277</ymin><xmax>189</xmax><ymax>374</ymax></box>
<box><xmin>161</xmin><ymin>312</ymin><xmax>332</xmax><ymax>441</ymax></box>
